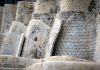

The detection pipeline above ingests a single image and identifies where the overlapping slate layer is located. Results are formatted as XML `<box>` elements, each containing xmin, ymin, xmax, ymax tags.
<box><xmin>0</xmin><ymin>33</ymin><xmax>24</xmax><ymax>56</ymax></box>
<box><xmin>0</xmin><ymin>7</ymin><xmax>3</xmax><ymax>32</ymax></box>
<box><xmin>9</xmin><ymin>21</ymin><xmax>27</xmax><ymax>35</ymax></box>
<box><xmin>22</xmin><ymin>19</ymin><xmax>51</xmax><ymax>59</ymax></box>
<box><xmin>15</xmin><ymin>1</ymin><xmax>34</xmax><ymax>26</ymax></box>
<box><xmin>1</xmin><ymin>4</ymin><xmax>16</xmax><ymax>34</ymax></box>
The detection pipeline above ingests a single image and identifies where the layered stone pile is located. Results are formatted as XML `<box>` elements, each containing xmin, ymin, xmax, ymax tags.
<box><xmin>0</xmin><ymin>0</ymin><xmax>100</xmax><ymax>70</ymax></box>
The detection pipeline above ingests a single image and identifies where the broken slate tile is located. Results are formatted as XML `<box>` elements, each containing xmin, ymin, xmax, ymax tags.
<box><xmin>22</xmin><ymin>19</ymin><xmax>51</xmax><ymax>59</ymax></box>
<box><xmin>0</xmin><ymin>7</ymin><xmax>3</xmax><ymax>33</ymax></box>
<box><xmin>15</xmin><ymin>1</ymin><xmax>34</xmax><ymax>26</ymax></box>
<box><xmin>0</xmin><ymin>33</ymin><xmax>24</xmax><ymax>56</ymax></box>
<box><xmin>9</xmin><ymin>21</ymin><xmax>27</xmax><ymax>35</ymax></box>
<box><xmin>1</xmin><ymin>4</ymin><xmax>16</xmax><ymax>34</ymax></box>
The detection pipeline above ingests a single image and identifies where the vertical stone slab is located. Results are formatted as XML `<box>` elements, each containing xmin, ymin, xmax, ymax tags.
<box><xmin>1</xmin><ymin>4</ymin><xmax>16</xmax><ymax>34</ymax></box>
<box><xmin>9</xmin><ymin>21</ymin><xmax>27</xmax><ymax>35</ymax></box>
<box><xmin>0</xmin><ymin>33</ymin><xmax>24</xmax><ymax>56</ymax></box>
<box><xmin>0</xmin><ymin>33</ymin><xmax>4</xmax><ymax>49</ymax></box>
<box><xmin>46</xmin><ymin>11</ymin><xmax>96</xmax><ymax>61</ymax></box>
<box><xmin>94</xmin><ymin>14</ymin><xmax>100</xmax><ymax>62</ymax></box>
<box><xmin>60</xmin><ymin>0</ymin><xmax>91</xmax><ymax>12</ymax></box>
<box><xmin>22</xmin><ymin>19</ymin><xmax>51</xmax><ymax>59</ymax></box>
<box><xmin>34</xmin><ymin>0</ymin><xmax>59</xmax><ymax>14</ymax></box>
<box><xmin>16</xmin><ymin>1</ymin><xmax>34</xmax><ymax>26</ymax></box>
<box><xmin>0</xmin><ymin>7</ymin><xmax>3</xmax><ymax>33</ymax></box>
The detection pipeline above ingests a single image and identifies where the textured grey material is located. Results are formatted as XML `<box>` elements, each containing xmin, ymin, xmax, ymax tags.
<box><xmin>9</xmin><ymin>21</ymin><xmax>27</xmax><ymax>35</ymax></box>
<box><xmin>60</xmin><ymin>0</ymin><xmax>91</xmax><ymax>12</ymax></box>
<box><xmin>0</xmin><ymin>33</ymin><xmax>4</xmax><ymax>49</ymax></box>
<box><xmin>32</xmin><ymin>13</ymin><xmax>55</xmax><ymax>27</ymax></box>
<box><xmin>16</xmin><ymin>1</ymin><xmax>34</xmax><ymax>26</ymax></box>
<box><xmin>22</xmin><ymin>19</ymin><xmax>51</xmax><ymax>59</ymax></box>
<box><xmin>95</xmin><ymin>0</ymin><xmax>100</xmax><ymax>13</ymax></box>
<box><xmin>0</xmin><ymin>33</ymin><xmax>23</xmax><ymax>55</ymax></box>
<box><xmin>1</xmin><ymin>4</ymin><xmax>16</xmax><ymax>34</ymax></box>
<box><xmin>46</xmin><ymin>11</ymin><xmax>96</xmax><ymax>60</ymax></box>
<box><xmin>0</xmin><ymin>7</ymin><xmax>3</xmax><ymax>33</ymax></box>
<box><xmin>34</xmin><ymin>0</ymin><xmax>59</xmax><ymax>14</ymax></box>
<box><xmin>94</xmin><ymin>14</ymin><xmax>100</xmax><ymax>62</ymax></box>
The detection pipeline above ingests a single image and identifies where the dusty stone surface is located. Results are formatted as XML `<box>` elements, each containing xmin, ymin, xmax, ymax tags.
<box><xmin>46</xmin><ymin>11</ymin><xmax>96</xmax><ymax>61</ymax></box>
<box><xmin>1</xmin><ymin>4</ymin><xmax>16</xmax><ymax>34</ymax></box>
<box><xmin>94</xmin><ymin>0</ymin><xmax>100</xmax><ymax>13</ymax></box>
<box><xmin>0</xmin><ymin>33</ymin><xmax>23</xmax><ymax>55</ymax></box>
<box><xmin>9</xmin><ymin>21</ymin><xmax>27</xmax><ymax>35</ymax></box>
<box><xmin>25</xmin><ymin>61</ymin><xmax>100</xmax><ymax>70</ymax></box>
<box><xmin>94</xmin><ymin>14</ymin><xmax>100</xmax><ymax>62</ymax></box>
<box><xmin>34</xmin><ymin>0</ymin><xmax>59</xmax><ymax>14</ymax></box>
<box><xmin>60</xmin><ymin>0</ymin><xmax>91</xmax><ymax>12</ymax></box>
<box><xmin>0</xmin><ymin>7</ymin><xmax>3</xmax><ymax>33</ymax></box>
<box><xmin>0</xmin><ymin>33</ymin><xmax>4</xmax><ymax>49</ymax></box>
<box><xmin>0</xmin><ymin>55</ymin><xmax>39</xmax><ymax>69</ymax></box>
<box><xmin>16</xmin><ymin>1</ymin><xmax>34</xmax><ymax>26</ymax></box>
<box><xmin>32</xmin><ymin>13</ymin><xmax>55</xmax><ymax>27</ymax></box>
<box><xmin>22</xmin><ymin>19</ymin><xmax>51</xmax><ymax>59</ymax></box>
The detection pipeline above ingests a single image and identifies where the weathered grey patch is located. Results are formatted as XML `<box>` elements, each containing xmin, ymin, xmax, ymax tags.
<box><xmin>60</xmin><ymin>0</ymin><xmax>91</xmax><ymax>12</ymax></box>
<box><xmin>46</xmin><ymin>11</ymin><xmax>96</xmax><ymax>61</ymax></box>
<box><xmin>9</xmin><ymin>21</ymin><xmax>27</xmax><ymax>35</ymax></box>
<box><xmin>0</xmin><ymin>7</ymin><xmax>3</xmax><ymax>33</ymax></box>
<box><xmin>1</xmin><ymin>4</ymin><xmax>16</xmax><ymax>34</ymax></box>
<box><xmin>26</xmin><ymin>61</ymin><xmax>100</xmax><ymax>70</ymax></box>
<box><xmin>0</xmin><ymin>55</ymin><xmax>39</xmax><ymax>69</ymax></box>
<box><xmin>0</xmin><ymin>33</ymin><xmax>23</xmax><ymax>55</ymax></box>
<box><xmin>15</xmin><ymin>1</ymin><xmax>34</xmax><ymax>26</ymax></box>
<box><xmin>94</xmin><ymin>14</ymin><xmax>100</xmax><ymax>62</ymax></box>
<box><xmin>0</xmin><ymin>33</ymin><xmax>4</xmax><ymax>49</ymax></box>
<box><xmin>94</xmin><ymin>0</ymin><xmax>100</xmax><ymax>13</ymax></box>
<box><xmin>32</xmin><ymin>13</ymin><xmax>55</xmax><ymax>27</ymax></box>
<box><xmin>34</xmin><ymin>0</ymin><xmax>59</xmax><ymax>14</ymax></box>
<box><xmin>22</xmin><ymin>19</ymin><xmax>51</xmax><ymax>59</ymax></box>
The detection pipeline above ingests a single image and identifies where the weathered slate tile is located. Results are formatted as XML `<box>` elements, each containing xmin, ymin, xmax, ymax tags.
<box><xmin>46</xmin><ymin>11</ymin><xmax>96</xmax><ymax>61</ymax></box>
<box><xmin>60</xmin><ymin>0</ymin><xmax>91</xmax><ymax>12</ymax></box>
<box><xmin>1</xmin><ymin>4</ymin><xmax>16</xmax><ymax>34</ymax></box>
<box><xmin>9</xmin><ymin>21</ymin><xmax>27</xmax><ymax>35</ymax></box>
<box><xmin>25</xmin><ymin>61</ymin><xmax>100</xmax><ymax>70</ymax></box>
<box><xmin>0</xmin><ymin>55</ymin><xmax>39</xmax><ymax>69</ymax></box>
<box><xmin>15</xmin><ymin>1</ymin><xmax>34</xmax><ymax>26</ymax></box>
<box><xmin>32</xmin><ymin>13</ymin><xmax>55</xmax><ymax>27</ymax></box>
<box><xmin>34</xmin><ymin>0</ymin><xmax>59</xmax><ymax>14</ymax></box>
<box><xmin>0</xmin><ymin>33</ymin><xmax>24</xmax><ymax>56</ymax></box>
<box><xmin>94</xmin><ymin>14</ymin><xmax>100</xmax><ymax>62</ymax></box>
<box><xmin>0</xmin><ymin>33</ymin><xmax>4</xmax><ymax>49</ymax></box>
<box><xmin>0</xmin><ymin>7</ymin><xmax>3</xmax><ymax>33</ymax></box>
<box><xmin>22</xmin><ymin>19</ymin><xmax>51</xmax><ymax>59</ymax></box>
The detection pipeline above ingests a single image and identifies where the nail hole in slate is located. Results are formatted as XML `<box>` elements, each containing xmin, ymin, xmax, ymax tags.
<box><xmin>34</xmin><ymin>37</ymin><xmax>37</xmax><ymax>41</ymax></box>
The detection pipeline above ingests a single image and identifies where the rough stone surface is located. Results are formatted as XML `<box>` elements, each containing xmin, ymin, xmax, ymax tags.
<box><xmin>26</xmin><ymin>61</ymin><xmax>100</xmax><ymax>70</ymax></box>
<box><xmin>60</xmin><ymin>0</ymin><xmax>91</xmax><ymax>12</ymax></box>
<box><xmin>0</xmin><ymin>7</ymin><xmax>3</xmax><ymax>33</ymax></box>
<box><xmin>9</xmin><ymin>21</ymin><xmax>27</xmax><ymax>35</ymax></box>
<box><xmin>94</xmin><ymin>14</ymin><xmax>100</xmax><ymax>62</ymax></box>
<box><xmin>0</xmin><ymin>55</ymin><xmax>39</xmax><ymax>69</ymax></box>
<box><xmin>0</xmin><ymin>33</ymin><xmax>4</xmax><ymax>49</ymax></box>
<box><xmin>16</xmin><ymin>1</ymin><xmax>34</xmax><ymax>26</ymax></box>
<box><xmin>34</xmin><ymin>0</ymin><xmax>59</xmax><ymax>14</ymax></box>
<box><xmin>22</xmin><ymin>19</ymin><xmax>51</xmax><ymax>59</ymax></box>
<box><xmin>46</xmin><ymin>11</ymin><xmax>96</xmax><ymax>61</ymax></box>
<box><xmin>32</xmin><ymin>13</ymin><xmax>55</xmax><ymax>27</ymax></box>
<box><xmin>1</xmin><ymin>4</ymin><xmax>16</xmax><ymax>34</ymax></box>
<box><xmin>0</xmin><ymin>33</ymin><xmax>23</xmax><ymax>55</ymax></box>
<box><xmin>95</xmin><ymin>0</ymin><xmax>100</xmax><ymax>13</ymax></box>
